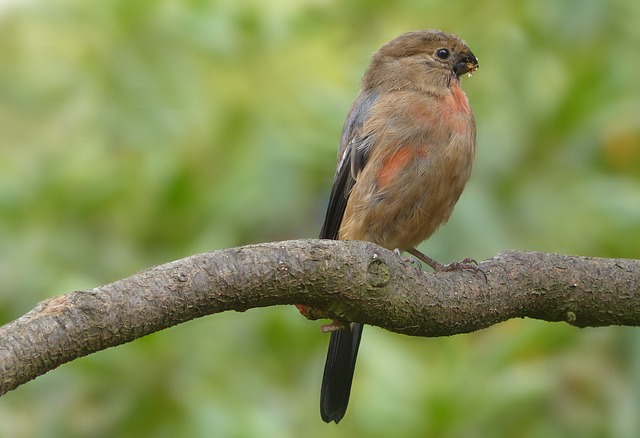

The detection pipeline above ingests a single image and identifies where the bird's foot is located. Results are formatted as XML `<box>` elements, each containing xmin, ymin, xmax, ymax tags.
<box><xmin>296</xmin><ymin>306</ymin><xmax>348</xmax><ymax>332</ymax></box>
<box><xmin>407</xmin><ymin>248</ymin><xmax>487</xmax><ymax>280</ymax></box>
<box><xmin>320</xmin><ymin>319</ymin><xmax>348</xmax><ymax>333</ymax></box>
<box><xmin>395</xmin><ymin>248</ymin><xmax>423</xmax><ymax>273</ymax></box>
<box><xmin>295</xmin><ymin>304</ymin><xmax>327</xmax><ymax>320</ymax></box>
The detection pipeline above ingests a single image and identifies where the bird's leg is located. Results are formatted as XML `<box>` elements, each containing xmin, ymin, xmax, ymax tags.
<box><xmin>395</xmin><ymin>248</ymin><xmax>423</xmax><ymax>272</ymax></box>
<box><xmin>406</xmin><ymin>247</ymin><xmax>448</xmax><ymax>271</ymax></box>
<box><xmin>406</xmin><ymin>247</ymin><xmax>487</xmax><ymax>280</ymax></box>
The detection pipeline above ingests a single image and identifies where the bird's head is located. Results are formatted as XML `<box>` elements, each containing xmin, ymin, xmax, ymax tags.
<box><xmin>362</xmin><ymin>29</ymin><xmax>478</xmax><ymax>91</ymax></box>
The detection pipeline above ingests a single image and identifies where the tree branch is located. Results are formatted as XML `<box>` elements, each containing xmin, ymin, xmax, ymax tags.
<box><xmin>1</xmin><ymin>239</ymin><xmax>639</xmax><ymax>395</ymax></box>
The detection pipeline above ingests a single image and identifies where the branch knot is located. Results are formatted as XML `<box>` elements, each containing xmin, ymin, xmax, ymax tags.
<box><xmin>366</xmin><ymin>253</ymin><xmax>390</xmax><ymax>288</ymax></box>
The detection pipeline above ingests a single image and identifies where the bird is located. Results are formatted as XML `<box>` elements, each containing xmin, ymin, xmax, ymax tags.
<box><xmin>317</xmin><ymin>29</ymin><xmax>479</xmax><ymax>424</ymax></box>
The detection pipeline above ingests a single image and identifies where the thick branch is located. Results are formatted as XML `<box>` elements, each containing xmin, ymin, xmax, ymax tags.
<box><xmin>1</xmin><ymin>239</ymin><xmax>639</xmax><ymax>395</ymax></box>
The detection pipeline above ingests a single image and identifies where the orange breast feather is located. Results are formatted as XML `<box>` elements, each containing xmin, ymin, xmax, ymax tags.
<box><xmin>377</xmin><ymin>147</ymin><xmax>415</xmax><ymax>188</ymax></box>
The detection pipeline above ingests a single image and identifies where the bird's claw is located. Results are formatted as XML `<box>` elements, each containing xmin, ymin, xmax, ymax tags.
<box><xmin>321</xmin><ymin>320</ymin><xmax>347</xmax><ymax>333</ymax></box>
<box><xmin>405</xmin><ymin>248</ymin><xmax>487</xmax><ymax>281</ymax></box>
<box><xmin>437</xmin><ymin>258</ymin><xmax>487</xmax><ymax>281</ymax></box>
<box><xmin>394</xmin><ymin>248</ymin><xmax>424</xmax><ymax>273</ymax></box>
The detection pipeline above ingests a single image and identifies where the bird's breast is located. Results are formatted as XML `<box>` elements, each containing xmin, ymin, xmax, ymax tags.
<box><xmin>339</xmin><ymin>88</ymin><xmax>475</xmax><ymax>249</ymax></box>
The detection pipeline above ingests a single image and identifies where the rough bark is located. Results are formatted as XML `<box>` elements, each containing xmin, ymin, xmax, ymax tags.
<box><xmin>1</xmin><ymin>239</ymin><xmax>638</xmax><ymax>395</ymax></box>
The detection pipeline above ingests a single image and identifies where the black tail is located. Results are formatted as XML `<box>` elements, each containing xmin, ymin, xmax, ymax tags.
<box><xmin>320</xmin><ymin>323</ymin><xmax>364</xmax><ymax>423</ymax></box>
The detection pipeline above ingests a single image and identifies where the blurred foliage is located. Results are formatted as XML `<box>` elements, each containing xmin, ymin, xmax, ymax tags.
<box><xmin>1</xmin><ymin>0</ymin><xmax>639</xmax><ymax>436</ymax></box>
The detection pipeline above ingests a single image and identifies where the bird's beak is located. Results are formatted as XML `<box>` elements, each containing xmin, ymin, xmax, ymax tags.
<box><xmin>454</xmin><ymin>52</ymin><xmax>479</xmax><ymax>76</ymax></box>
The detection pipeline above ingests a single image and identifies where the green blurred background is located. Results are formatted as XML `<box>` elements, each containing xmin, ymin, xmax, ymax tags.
<box><xmin>1</xmin><ymin>0</ymin><xmax>639</xmax><ymax>436</ymax></box>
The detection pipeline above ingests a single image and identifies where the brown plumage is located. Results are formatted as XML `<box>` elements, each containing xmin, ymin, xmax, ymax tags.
<box><xmin>319</xmin><ymin>29</ymin><xmax>478</xmax><ymax>423</ymax></box>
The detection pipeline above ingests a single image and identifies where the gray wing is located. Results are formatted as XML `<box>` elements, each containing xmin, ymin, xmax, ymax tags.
<box><xmin>319</xmin><ymin>90</ymin><xmax>378</xmax><ymax>239</ymax></box>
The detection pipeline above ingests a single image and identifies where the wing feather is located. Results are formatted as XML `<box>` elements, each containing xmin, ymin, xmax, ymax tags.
<box><xmin>319</xmin><ymin>90</ymin><xmax>378</xmax><ymax>239</ymax></box>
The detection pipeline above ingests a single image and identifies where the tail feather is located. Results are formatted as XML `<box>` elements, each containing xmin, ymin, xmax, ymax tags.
<box><xmin>320</xmin><ymin>323</ymin><xmax>364</xmax><ymax>423</ymax></box>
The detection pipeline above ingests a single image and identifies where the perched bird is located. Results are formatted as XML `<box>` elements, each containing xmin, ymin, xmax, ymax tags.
<box><xmin>318</xmin><ymin>29</ymin><xmax>479</xmax><ymax>423</ymax></box>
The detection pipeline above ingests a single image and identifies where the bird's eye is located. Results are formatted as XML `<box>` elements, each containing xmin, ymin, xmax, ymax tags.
<box><xmin>436</xmin><ymin>48</ymin><xmax>450</xmax><ymax>59</ymax></box>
